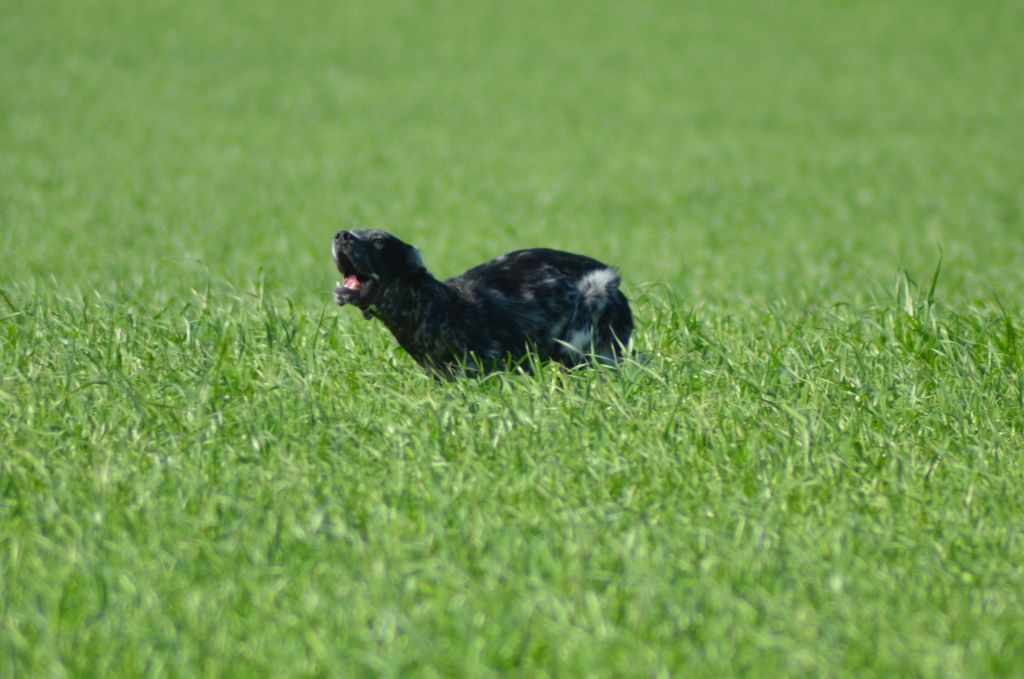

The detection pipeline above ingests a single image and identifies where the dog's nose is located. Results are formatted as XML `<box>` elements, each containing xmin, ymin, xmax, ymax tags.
<box><xmin>335</xmin><ymin>231</ymin><xmax>353</xmax><ymax>243</ymax></box>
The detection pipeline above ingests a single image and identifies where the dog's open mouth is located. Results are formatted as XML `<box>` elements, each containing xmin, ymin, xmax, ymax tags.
<box><xmin>334</xmin><ymin>252</ymin><xmax>378</xmax><ymax>306</ymax></box>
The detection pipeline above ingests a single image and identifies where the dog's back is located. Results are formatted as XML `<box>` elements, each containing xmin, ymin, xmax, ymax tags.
<box><xmin>447</xmin><ymin>249</ymin><xmax>633</xmax><ymax>368</ymax></box>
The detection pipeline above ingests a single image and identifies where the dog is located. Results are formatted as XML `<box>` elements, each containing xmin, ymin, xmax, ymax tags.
<box><xmin>332</xmin><ymin>229</ymin><xmax>633</xmax><ymax>377</ymax></box>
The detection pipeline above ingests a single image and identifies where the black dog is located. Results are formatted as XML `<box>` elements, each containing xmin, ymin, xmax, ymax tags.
<box><xmin>333</xmin><ymin>229</ymin><xmax>633</xmax><ymax>377</ymax></box>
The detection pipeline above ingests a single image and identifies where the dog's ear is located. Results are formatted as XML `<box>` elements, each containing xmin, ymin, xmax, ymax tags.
<box><xmin>408</xmin><ymin>247</ymin><xmax>425</xmax><ymax>273</ymax></box>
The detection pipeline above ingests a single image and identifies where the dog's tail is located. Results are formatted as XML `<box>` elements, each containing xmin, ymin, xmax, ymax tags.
<box><xmin>563</xmin><ymin>268</ymin><xmax>633</xmax><ymax>364</ymax></box>
<box><xmin>577</xmin><ymin>268</ymin><xmax>621</xmax><ymax>314</ymax></box>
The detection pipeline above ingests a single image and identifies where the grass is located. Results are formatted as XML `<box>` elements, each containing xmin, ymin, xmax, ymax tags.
<box><xmin>2</xmin><ymin>0</ymin><xmax>1024</xmax><ymax>676</ymax></box>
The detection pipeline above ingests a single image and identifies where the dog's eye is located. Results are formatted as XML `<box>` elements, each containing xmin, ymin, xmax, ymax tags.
<box><xmin>373</xmin><ymin>240</ymin><xmax>386</xmax><ymax>250</ymax></box>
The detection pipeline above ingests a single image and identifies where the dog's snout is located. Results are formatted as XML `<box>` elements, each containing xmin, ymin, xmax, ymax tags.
<box><xmin>335</xmin><ymin>230</ymin><xmax>354</xmax><ymax>243</ymax></box>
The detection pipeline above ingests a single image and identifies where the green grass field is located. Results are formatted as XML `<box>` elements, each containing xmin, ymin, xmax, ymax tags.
<box><xmin>3</xmin><ymin>0</ymin><xmax>1024</xmax><ymax>675</ymax></box>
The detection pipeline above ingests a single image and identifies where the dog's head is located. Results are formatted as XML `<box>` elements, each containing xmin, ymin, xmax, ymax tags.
<box><xmin>333</xmin><ymin>229</ymin><xmax>424</xmax><ymax>310</ymax></box>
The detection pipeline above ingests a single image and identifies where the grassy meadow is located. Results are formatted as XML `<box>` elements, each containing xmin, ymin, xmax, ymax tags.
<box><xmin>2</xmin><ymin>0</ymin><xmax>1024</xmax><ymax>675</ymax></box>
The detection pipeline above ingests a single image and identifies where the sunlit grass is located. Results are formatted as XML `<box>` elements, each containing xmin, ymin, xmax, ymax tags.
<box><xmin>2</xmin><ymin>0</ymin><xmax>1023</xmax><ymax>675</ymax></box>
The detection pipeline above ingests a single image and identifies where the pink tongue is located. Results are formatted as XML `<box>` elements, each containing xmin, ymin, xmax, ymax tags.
<box><xmin>343</xmin><ymin>275</ymin><xmax>363</xmax><ymax>291</ymax></box>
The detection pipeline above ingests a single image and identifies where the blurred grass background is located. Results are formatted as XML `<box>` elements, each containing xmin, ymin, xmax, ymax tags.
<box><xmin>3</xmin><ymin>0</ymin><xmax>1022</xmax><ymax>304</ymax></box>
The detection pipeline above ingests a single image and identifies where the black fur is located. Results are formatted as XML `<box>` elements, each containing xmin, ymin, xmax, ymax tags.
<box><xmin>332</xmin><ymin>229</ymin><xmax>633</xmax><ymax>377</ymax></box>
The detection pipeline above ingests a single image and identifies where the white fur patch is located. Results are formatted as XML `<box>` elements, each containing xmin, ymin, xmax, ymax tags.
<box><xmin>576</xmin><ymin>268</ymin><xmax>620</xmax><ymax>308</ymax></box>
<box><xmin>564</xmin><ymin>328</ymin><xmax>592</xmax><ymax>355</ymax></box>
